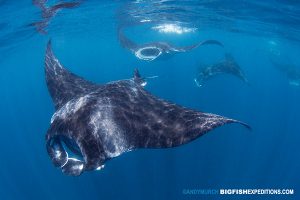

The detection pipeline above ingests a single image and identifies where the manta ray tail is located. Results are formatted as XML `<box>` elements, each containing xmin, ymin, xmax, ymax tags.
<box><xmin>229</xmin><ymin>119</ymin><xmax>252</xmax><ymax>131</ymax></box>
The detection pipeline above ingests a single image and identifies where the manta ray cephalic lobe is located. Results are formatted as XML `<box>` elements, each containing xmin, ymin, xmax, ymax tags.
<box><xmin>44</xmin><ymin>40</ymin><xmax>251</xmax><ymax>176</ymax></box>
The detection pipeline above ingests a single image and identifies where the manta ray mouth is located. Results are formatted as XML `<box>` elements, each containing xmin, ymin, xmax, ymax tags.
<box><xmin>46</xmin><ymin>135</ymin><xmax>85</xmax><ymax>176</ymax></box>
<box><xmin>135</xmin><ymin>47</ymin><xmax>162</xmax><ymax>61</ymax></box>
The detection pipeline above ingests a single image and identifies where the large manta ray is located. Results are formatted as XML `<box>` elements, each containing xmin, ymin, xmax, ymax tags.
<box><xmin>118</xmin><ymin>27</ymin><xmax>224</xmax><ymax>61</ymax></box>
<box><xmin>194</xmin><ymin>53</ymin><xmax>249</xmax><ymax>87</ymax></box>
<box><xmin>45</xmin><ymin>41</ymin><xmax>250</xmax><ymax>176</ymax></box>
<box><xmin>30</xmin><ymin>0</ymin><xmax>81</xmax><ymax>34</ymax></box>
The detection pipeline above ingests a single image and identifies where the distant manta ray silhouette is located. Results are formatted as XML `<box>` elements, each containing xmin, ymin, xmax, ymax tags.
<box><xmin>269</xmin><ymin>52</ymin><xmax>300</xmax><ymax>87</ymax></box>
<box><xmin>44</xmin><ymin>41</ymin><xmax>250</xmax><ymax>176</ymax></box>
<box><xmin>194</xmin><ymin>53</ymin><xmax>249</xmax><ymax>87</ymax></box>
<box><xmin>118</xmin><ymin>27</ymin><xmax>224</xmax><ymax>61</ymax></box>
<box><xmin>270</xmin><ymin>60</ymin><xmax>300</xmax><ymax>86</ymax></box>
<box><xmin>30</xmin><ymin>0</ymin><xmax>81</xmax><ymax>34</ymax></box>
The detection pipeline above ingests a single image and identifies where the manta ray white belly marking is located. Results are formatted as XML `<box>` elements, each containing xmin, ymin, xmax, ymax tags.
<box><xmin>51</xmin><ymin>94</ymin><xmax>91</xmax><ymax>123</ymax></box>
<box><xmin>89</xmin><ymin>97</ymin><xmax>129</xmax><ymax>158</ymax></box>
<box><xmin>44</xmin><ymin>40</ymin><xmax>251</xmax><ymax>176</ymax></box>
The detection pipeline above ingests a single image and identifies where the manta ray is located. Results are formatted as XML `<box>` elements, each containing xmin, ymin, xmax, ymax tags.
<box><xmin>44</xmin><ymin>41</ymin><xmax>250</xmax><ymax>176</ymax></box>
<box><xmin>271</xmin><ymin>61</ymin><xmax>300</xmax><ymax>86</ymax></box>
<box><xmin>194</xmin><ymin>53</ymin><xmax>249</xmax><ymax>87</ymax></box>
<box><xmin>30</xmin><ymin>0</ymin><xmax>81</xmax><ymax>34</ymax></box>
<box><xmin>118</xmin><ymin>27</ymin><xmax>224</xmax><ymax>61</ymax></box>
<box><xmin>269</xmin><ymin>55</ymin><xmax>300</xmax><ymax>87</ymax></box>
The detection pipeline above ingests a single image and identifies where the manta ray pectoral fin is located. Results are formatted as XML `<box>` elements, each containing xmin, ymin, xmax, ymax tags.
<box><xmin>45</xmin><ymin>40</ymin><xmax>98</xmax><ymax>109</ymax></box>
<box><xmin>198</xmin><ymin>40</ymin><xmax>224</xmax><ymax>48</ymax></box>
<box><xmin>171</xmin><ymin>114</ymin><xmax>252</xmax><ymax>147</ymax></box>
<box><xmin>172</xmin><ymin>40</ymin><xmax>224</xmax><ymax>52</ymax></box>
<box><xmin>117</xmin><ymin>26</ymin><xmax>138</xmax><ymax>52</ymax></box>
<box><xmin>130</xmin><ymin>94</ymin><xmax>251</xmax><ymax>149</ymax></box>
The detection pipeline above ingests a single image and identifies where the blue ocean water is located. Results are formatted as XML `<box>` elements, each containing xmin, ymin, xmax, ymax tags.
<box><xmin>0</xmin><ymin>0</ymin><xmax>299</xmax><ymax>199</ymax></box>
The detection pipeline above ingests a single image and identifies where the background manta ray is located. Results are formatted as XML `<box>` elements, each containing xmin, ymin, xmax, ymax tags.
<box><xmin>270</xmin><ymin>59</ymin><xmax>300</xmax><ymax>87</ymax></box>
<box><xmin>30</xmin><ymin>0</ymin><xmax>82</xmax><ymax>34</ymax></box>
<box><xmin>268</xmin><ymin>44</ymin><xmax>300</xmax><ymax>87</ymax></box>
<box><xmin>118</xmin><ymin>27</ymin><xmax>224</xmax><ymax>61</ymax></box>
<box><xmin>194</xmin><ymin>53</ymin><xmax>249</xmax><ymax>87</ymax></box>
<box><xmin>45</xmin><ymin>41</ymin><xmax>250</xmax><ymax>176</ymax></box>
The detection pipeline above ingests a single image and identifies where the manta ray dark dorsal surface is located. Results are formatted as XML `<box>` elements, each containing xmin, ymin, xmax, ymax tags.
<box><xmin>194</xmin><ymin>53</ymin><xmax>249</xmax><ymax>87</ymax></box>
<box><xmin>45</xmin><ymin>40</ymin><xmax>98</xmax><ymax>109</ymax></box>
<box><xmin>45</xmin><ymin>40</ymin><xmax>251</xmax><ymax>176</ymax></box>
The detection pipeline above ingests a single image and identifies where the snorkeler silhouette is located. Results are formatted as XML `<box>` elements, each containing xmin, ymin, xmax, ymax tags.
<box><xmin>30</xmin><ymin>0</ymin><xmax>82</xmax><ymax>34</ymax></box>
